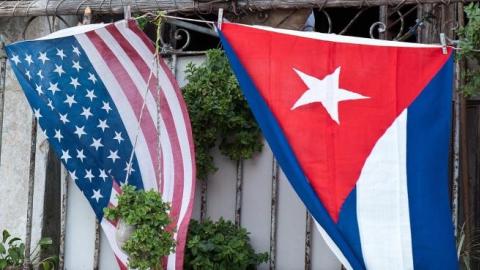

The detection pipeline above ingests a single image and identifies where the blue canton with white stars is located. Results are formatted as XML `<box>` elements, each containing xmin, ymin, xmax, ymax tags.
<box><xmin>6</xmin><ymin>36</ymin><xmax>144</xmax><ymax>220</ymax></box>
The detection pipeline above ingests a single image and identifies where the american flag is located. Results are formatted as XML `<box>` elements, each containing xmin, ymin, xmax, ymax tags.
<box><xmin>6</xmin><ymin>20</ymin><xmax>196</xmax><ymax>270</ymax></box>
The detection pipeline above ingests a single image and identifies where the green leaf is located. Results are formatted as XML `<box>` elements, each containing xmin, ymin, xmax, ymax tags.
<box><xmin>2</xmin><ymin>230</ymin><xmax>9</xmax><ymax>244</ymax></box>
<box><xmin>38</xmin><ymin>237</ymin><xmax>53</xmax><ymax>246</ymax></box>
<box><xmin>8</xmin><ymin>237</ymin><xmax>21</xmax><ymax>246</ymax></box>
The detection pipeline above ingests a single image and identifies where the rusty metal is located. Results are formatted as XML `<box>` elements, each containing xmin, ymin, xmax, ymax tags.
<box><xmin>304</xmin><ymin>213</ymin><xmax>312</xmax><ymax>270</ymax></box>
<box><xmin>23</xmin><ymin>117</ymin><xmax>38</xmax><ymax>270</ymax></box>
<box><xmin>235</xmin><ymin>160</ymin><xmax>244</xmax><ymax>226</ymax></box>
<box><xmin>0</xmin><ymin>36</ymin><xmax>6</xmax><ymax>166</ymax></box>
<box><xmin>269</xmin><ymin>157</ymin><xmax>279</xmax><ymax>270</ymax></box>
<box><xmin>93</xmin><ymin>220</ymin><xmax>101</xmax><ymax>270</ymax></box>
<box><xmin>59</xmin><ymin>169</ymin><xmax>70</xmax><ymax>270</ymax></box>
<box><xmin>200</xmin><ymin>179</ymin><xmax>207</xmax><ymax>222</ymax></box>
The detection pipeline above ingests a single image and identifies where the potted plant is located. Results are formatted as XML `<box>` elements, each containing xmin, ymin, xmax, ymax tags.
<box><xmin>104</xmin><ymin>185</ymin><xmax>176</xmax><ymax>270</ymax></box>
<box><xmin>0</xmin><ymin>230</ymin><xmax>57</xmax><ymax>270</ymax></box>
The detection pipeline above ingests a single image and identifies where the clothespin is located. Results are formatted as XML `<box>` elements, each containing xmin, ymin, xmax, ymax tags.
<box><xmin>124</xmin><ymin>5</ymin><xmax>131</xmax><ymax>20</ymax></box>
<box><xmin>217</xmin><ymin>8</ymin><xmax>224</xmax><ymax>31</ymax></box>
<box><xmin>440</xmin><ymin>33</ymin><xmax>447</xmax><ymax>55</ymax></box>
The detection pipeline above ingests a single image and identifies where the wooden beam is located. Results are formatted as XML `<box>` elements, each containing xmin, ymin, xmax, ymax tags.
<box><xmin>0</xmin><ymin>0</ymin><xmax>468</xmax><ymax>17</ymax></box>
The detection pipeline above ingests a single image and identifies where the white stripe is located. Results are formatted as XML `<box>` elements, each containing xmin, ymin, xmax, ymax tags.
<box><xmin>243</xmin><ymin>24</ymin><xmax>442</xmax><ymax>48</ymax></box>
<box><xmin>75</xmin><ymin>34</ymin><xmax>157</xmax><ymax>191</ymax></box>
<box><xmin>356</xmin><ymin>110</ymin><xmax>413</xmax><ymax>270</ymax></box>
<box><xmin>117</xmin><ymin>21</ymin><xmax>194</xmax><ymax>224</ymax></box>
<box><xmin>314</xmin><ymin>221</ymin><xmax>353</xmax><ymax>270</ymax></box>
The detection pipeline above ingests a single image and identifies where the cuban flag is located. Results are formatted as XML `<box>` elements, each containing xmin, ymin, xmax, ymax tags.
<box><xmin>219</xmin><ymin>23</ymin><xmax>457</xmax><ymax>269</ymax></box>
<box><xmin>6</xmin><ymin>20</ymin><xmax>195</xmax><ymax>270</ymax></box>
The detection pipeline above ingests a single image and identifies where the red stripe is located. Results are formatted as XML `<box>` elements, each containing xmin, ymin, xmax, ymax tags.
<box><xmin>105</xmin><ymin>24</ymin><xmax>164</xmax><ymax>193</ymax></box>
<box><xmin>124</xmin><ymin>20</ymin><xmax>196</xmax><ymax>269</ymax></box>
<box><xmin>107</xmin><ymin>25</ymin><xmax>185</xmax><ymax>216</ymax></box>
<box><xmin>115</xmin><ymin>256</ymin><xmax>128</xmax><ymax>270</ymax></box>
<box><xmin>112</xmin><ymin>21</ymin><xmax>188</xmax><ymax>268</ymax></box>
<box><xmin>85</xmin><ymin>30</ymin><xmax>160</xmax><ymax>186</ymax></box>
<box><xmin>110</xmin><ymin>22</ymin><xmax>185</xmax><ymax>225</ymax></box>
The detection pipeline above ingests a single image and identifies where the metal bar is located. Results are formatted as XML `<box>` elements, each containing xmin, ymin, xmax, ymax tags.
<box><xmin>166</xmin><ymin>18</ymin><xmax>217</xmax><ymax>37</ymax></box>
<box><xmin>269</xmin><ymin>157</ymin><xmax>279</xmax><ymax>270</ymax></box>
<box><xmin>23</xmin><ymin>117</ymin><xmax>38</xmax><ymax>270</ymax></box>
<box><xmin>93</xmin><ymin>221</ymin><xmax>101</xmax><ymax>270</ymax></box>
<box><xmin>200</xmin><ymin>179</ymin><xmax>207</xmax><ymax>222</ymax></box>
<box><xmin>0</xmin><ymin>0</ymin><xmax>475</xmax><ymax>17</ymax></box>
<box><xmin>59</xmin><ymin>170</ymin><xmax>69</xmax><ymax>270</ymax></box>
<box><xmin>0</xmin><ymin>36</ymin><xmax>6</xmax><ymax>166</ymax></box>
<box><xmin>379</xmin><ymin>6</ymin><xmax>389</xmax><ymax>40</ymax></box>
<box><xmin>452</xmin><ymin>3</ymin><xmax>462</xmax><ymax>236</ymax></box>
<box><xmin>304</xmin><ymin>213</ymin><xmax>312</xmax><ymax>270</ymax></box>
<box><xmin>235</xmin><ymin>160</ymin><xmax>243</xmax><ymax>226</ymax></box>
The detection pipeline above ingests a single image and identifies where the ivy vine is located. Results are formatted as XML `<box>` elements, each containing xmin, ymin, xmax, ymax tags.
<box><xmin>458</xmin><ymin>3</ymin><xmax>480</xmax><ymax>97</ymax></box>
<box><xmin>183</xmin><ymin>49</ymin><xmax>263</xmax><ymax>180</ymax></box>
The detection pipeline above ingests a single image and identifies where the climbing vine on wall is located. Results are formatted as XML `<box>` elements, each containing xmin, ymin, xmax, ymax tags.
<box><xmin>458</xmin><ymin>3</ymin><xmax>480</xmax><ymax>97</ymax></box>
<box><xmin>183</xmin><ymin>49</ymin><xmax>263</xmax><ymax>180</ymax></box>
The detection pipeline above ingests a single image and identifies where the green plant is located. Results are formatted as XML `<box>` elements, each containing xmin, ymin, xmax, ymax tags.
<box><xmin>0</xmin><ymin>230</ymin><xmax>57</xmax><ymax>270</ymax></box>
<box><xmin>104</xmin><ymin>185</ymin><xmax>175</xmax><ymax>270</ymax></box>
<box><xmin>184</xmin><ymin>218</ymin><xmax>268</xmax><ymax>270</ymax></box>
<box><xmin>182</xmin><ymin>49</ymin><xmax>263</xmax><ymax>180</ymax></box>
<box><xmin>458</xmin><ymin>3</ymin><xmax>480</xmax><ymax>97</ymax></box>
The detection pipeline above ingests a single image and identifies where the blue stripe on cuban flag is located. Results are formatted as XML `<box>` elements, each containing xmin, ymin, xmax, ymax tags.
<box><xmin>6</xmin><ymin>36</ymin><xmax>143</xmax><ymax>220</ymax></box>
<box><xmin>220</xmin><ymin>28</ymin><xmax>457</xmax><ymax>269</ymax></box>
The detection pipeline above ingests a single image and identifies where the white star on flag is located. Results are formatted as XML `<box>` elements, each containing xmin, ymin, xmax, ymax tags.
<box><xmin>291</xmin><ymin>67</ymin><xmax>369</xmax><ymax>124</ymax></box>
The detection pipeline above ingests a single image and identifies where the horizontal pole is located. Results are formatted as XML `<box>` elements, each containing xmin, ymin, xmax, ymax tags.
<box><xmin>0</xmin><ymin>0</ymin><xmax>467</xmax><ymax>17</ymax></box>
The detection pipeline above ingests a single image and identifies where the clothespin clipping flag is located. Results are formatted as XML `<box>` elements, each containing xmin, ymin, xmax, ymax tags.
<box><xmin>6</xmin><ymin>20</ymin><xmax>195</xmax><ymax>270</ymax></box>
<box><xmin>219</xmin><ymin>23</ymin><xmax>458</xmax><ymax>270</ymax></box>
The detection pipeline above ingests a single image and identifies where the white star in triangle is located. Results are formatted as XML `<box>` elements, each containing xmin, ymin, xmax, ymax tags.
<box><xmin>24</xmin><ymin>54</ymin><xmax>33</xmax><ymax>65</ymax></box>
<box><xmin>124</xmin><ymin>161</ymin><xmax>135</xmax><ymax>175</ymax></box>
<box><xmin>69</xmin><ymin>170</ymin><xmax>78</xmax><ymax>181</ymax></box>
<box><xmin>84</xmin><ymin>169</ymin><xmax>95</xmax><ymax>182</ymax></box>
<box><xmin>35</xmin><ymin>84</ymin><xmax>44</xmax><ymax>95</ymax></box>
<box><xmin>33</xmin><ymin>108</ymin><xmax>42</xmax><ymax>120</ymax></box>
<box><xmin>56</xmin><ymin>48</ymin><xmax>66</xmax><ymax>60</ymax></box>
<box><xmin>76</xmin><ymin>149</ymin><xmax>86</xmax><ymax>162</ymax></box>
<box><xmin>47</xmin><ymin>99</ymin><xmax>54</xmax><ymax>111</ymax></box>
<box><xmin>64</xmin><ymin>94</ymin><xmax>77</xmax><ymax>107</ymax></box>
<box><xmin>54</xmin><ymin>129</ymin><xmax>63</xmax><ymax>142</ymax></box>
<box><xmin>107</xmin><ymin>150</ymin><xmax>120</xmax><ymax>163</ymax></box>
<box><xmin>291</xmin><ymin>67</ymin><xmax>369</xmax><ymax>124</ymax></box>
<box><xmin>74</xmin><ymin>125</ymin><xmax>87</xmax><ymax>138</ymax></box>
<box><xmin>81</xmin><ymin>107</ymin><xmax>93</xmax><ymax>120</ymax></box>
<box><xmin>69</xmin><ymin>77</ymin><xmax>80</xmax><ymax>89</ymax></box>
<box><xmin>90</xmin><ymin>137</ymin><xmax>103</xmax><ymax>151</ymax></box>
<box><xmin>53</xmin><ymin>64</ymin><xmax>65</xmax><ymax>77</ymax></box>
<box><xmin>101</xmin><ymin>101</ymin><xmax>112</xmax><ymax>113</ymax></box>
<box><xmin>98</xmin><ymin>169</ymin><xmax>108</xmax><ymax>181</ymax></box>
<box><xmin>85</xmin><ymin>89</ymin><xmax>97</xmax><ymax>101</ymax></box>
<box><xmin>61</xmin><ymin>149</ymin><xmax>71</xmax><ymax>163</ymax></box>
<box><xmin>38</xmin><ymin>52</ymin><xmax>50</xmax><ymax>64</ymax></box>
<box><xmin>88</xmin><ymin>73</ymin><xmax>97</xmax><ymax>84</ymax></box>
<box><xmin>48</xmin><ymin>82</ymin><xmax>61</xmax><ymax>95</ymax></box>
<box><xmin>36</xmin><ymin>70</ymin><xmax>44</xmax><ymax>80</ymax></box>
<box><xmin>113</xmin><ymin>131</ymin><xmax>124</xmax><ymax>144</ymax></box>
<box><xmin>25</xmin><ymin>70</ymin><xmax>32</xmax><ymax>80</ymax></box>
<box><xmin>72</xmin><ymin>46</ymin><xmax>81</xmax><ymax>57</ymax></box>
<box><xmin>59</xmin><ymin>113</ymin><xmax>69</xmax><ymax>124</ymax></box>
<box><xmin>91</xmin><ymin>189</ymin><xmax>103</xmax><ymax>202</ymax></box>
<box><xmin>10</xmin><ymin>54</ymin><xmax>21</xmax><ymax>65</ymax></box>
<box><xmin>97</xmin><ymin>119</ymin><xmax>109</xmax><ymax>132</ymax></box>
<box><xmin>72</xmin><ymin>60</ymin><xmax>82</xmax><ymax>72</ymax></box>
